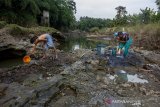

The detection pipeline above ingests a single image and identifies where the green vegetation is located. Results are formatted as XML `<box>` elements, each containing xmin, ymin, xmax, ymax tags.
<box><xmin>77</xmin><ymin>17</ymin><xmax>112</xmax><ymax>31</ymax></box>
<box><xmin>0</xmin><ymin>0</ymin><xmax>76</xmax><ymax>29</ymax></box>
<box><xmin>75</xmin><ymin>1</ymin><xmax>160</xmax><ymax>50</ymax></box>
<box><xmin>77</xmin><ymin>0</ymin><xmax>160</xmax><ymax>31</ymax></box>
<box><xmin>77</xmin><ymin>7</ymin><xmax>160</xmax><ymax>31</ymax></box>
<box><xmin>0</xmin><ymin>21</ymin><xmax>7</xmax><ymax>29</ymax></box>
<box><xmin>0</xmin><ymin>0</ymin><xmax>160</xmax><ymax>50</ymax></box>
<box><xmin>123</xmin><ymin>23</ymin><xmax>160</xmax><ymax>50</ymax></box>
<box><xmin>1</xmin><ymin>22</ymin><xmax>58</xmax><ymax>37</ymax></box>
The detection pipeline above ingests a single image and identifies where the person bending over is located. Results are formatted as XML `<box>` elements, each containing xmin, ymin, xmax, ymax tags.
<box><xmin>114</xmin><ymin>32</ymin><xmax>132</xmax><ymax>57</ymax></box>
<box><xmin>30</xmin><ymin>33</ymin><xmax>58</xmax><ymax>59</ymax></box>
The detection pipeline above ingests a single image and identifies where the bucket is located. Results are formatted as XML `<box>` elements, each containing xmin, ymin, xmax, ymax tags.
<box><xmin>23</xmin><ymin>55</ymin><xmax>31</xmax><ymax>64</ymax></box>
<box><xmin>97</xmin><ymin>44</ymin><xmax>106</xmax><ymax>55</ymax></box>
<box><xmin>116</xmin><ymin>70</ymin><xmax>128</xmax><ymax>83</ymax></box>
<box><xmin>111</xmin><ymin>48</ymin><xmax>117</xmax><ymax>56</ymax></box>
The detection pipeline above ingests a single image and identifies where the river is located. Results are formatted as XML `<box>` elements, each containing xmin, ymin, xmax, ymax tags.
<box><xmin>0</xmin><ymin>36</ymin><xmax>110</xmax><ymax>68</ymax></box>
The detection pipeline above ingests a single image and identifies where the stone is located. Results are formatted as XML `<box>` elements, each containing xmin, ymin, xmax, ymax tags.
<box><xmin>102</xmin><ymin>77</ymin><xmax>109</xmax><ymax>85</ymax></box>
<box><xmin>96</xmin><ymin>75</ymin><xmax>101</xmax><ymax>81</ymax></box>
<box><xmin>91</xmin><ymin>60</ymin><xmax>99</xmax><ymax>65</ymax></box>
<box><xmin>61</xmin><ymin>61</ymin><xmax>85</xmax><ymax>75</ymax></box>
<box><xmin>121</xmin><ymin>83</ymin><xmax>131</xmax><ymax>88</ymax></box>
<box><xmin>139</xmin><ymin>87</ymin><xmax>147</xmax><ymax>95</ymax></box>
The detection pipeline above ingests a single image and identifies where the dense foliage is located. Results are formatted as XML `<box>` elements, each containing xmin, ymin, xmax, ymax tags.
<box><xmin>0</xmin><ymin>0</ymin><xmax>76</xmax><ymax>29</ymax></box>
<box><xmin>0</xmin><ymin>0</ymin><xmax>160</xmax><ymax>31</ymax></box>
<box><xmin>77</xmin><ymin>2</ymin><xmax>160</xmax><ymax>31</ymax></box>
<box><xmin>77</xmin><ymin>17</ymin><xmax>113</xmax><ymax>31</ymax></box>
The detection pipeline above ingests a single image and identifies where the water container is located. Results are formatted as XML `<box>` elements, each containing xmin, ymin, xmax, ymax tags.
<box><xmin>116</xmin><ymin>70</ymin><xmax>128</xmax><ymax>83</ymax></box>
<box><xmin>111</xmin><ymin>48</ymin><xmax>116</xmax><ymax>56</ymax></box>
<box><xmin>97</xmin><ymin>44</ymin><xmax>106</xmax><ymax>55</ymax></box>
<box><xmin>23</xmin><ymin>55</ymin><xmax>31</xmax><ymax>64</ymax></box>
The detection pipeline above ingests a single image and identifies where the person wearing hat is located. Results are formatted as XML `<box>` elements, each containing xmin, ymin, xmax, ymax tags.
<box><xmin>29</xmin><ymin>33</ymin><xmax>58</xmax><ymax>59</ymax></box>
<box><xmin>114</xmin><ymin>32</ymin><xmax>132</xmax><ymax>57</ymax></box>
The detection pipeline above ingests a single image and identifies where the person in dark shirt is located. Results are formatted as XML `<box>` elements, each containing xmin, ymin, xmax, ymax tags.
<box><xmin>114</xmin><ymin>32</ymin><xmax>133</xmax><ymax>57</ymax></box>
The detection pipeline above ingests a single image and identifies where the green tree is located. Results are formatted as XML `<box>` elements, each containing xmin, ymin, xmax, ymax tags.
<box><xmin>114</xmin><ymin>6</ymin><xmax>128</xmax><ymax>26</ymax></box>
<box><xmin>156</xmin><ymin>0</ymin><xmax>160</xmax><ymax>12</ymax></box>
<box><xmin>77</xmin><ymin>16</ymin><xmax>112</xmax><ymax>31</ymax></box>
<box><xmin>0</xmin><ymin>0</ymin><xmax>40</xmax><ymax>25</ymax></box>
<box><xmin>115</xmin><ymin>6</ymin><xmax>127</xmax><ymax>19</ymax></box>
<box><xmin>140</xmin><ymin>7</ymin><xmax>155</xmax><ymax>24</ymax></box>
<box><xmin>127</xmin><ymin>14</ymin><xmax>142</xmax><ymax>25</ymax></box>
<box><xmin>0</xmin><ymin>0</ymin><xmax>76</xmax><ymax>29</ymax></box>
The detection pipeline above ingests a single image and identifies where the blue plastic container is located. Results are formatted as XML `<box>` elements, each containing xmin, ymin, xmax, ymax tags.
<box><xmin>116</xmin><ymin>70</ymin><xmax>128</xmax><ymax>83</ymax></box>
<box><xmin>111</xmin><ymin>48</ymin><xmax>117</xmax><ymax>56</ymax></box>
<box><xmin>97</xmin><ymin>44</ymin><xmax>106</xmax><ymax>55</ymax></box>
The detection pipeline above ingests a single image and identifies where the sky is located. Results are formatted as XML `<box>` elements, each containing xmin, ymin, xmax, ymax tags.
<box><xmin>74</xmin><ymin>0</ymin><xmax>158</xmax><ymax>20</ymax></box>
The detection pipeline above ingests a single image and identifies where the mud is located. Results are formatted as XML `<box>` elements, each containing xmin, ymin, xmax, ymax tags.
<box><xmin>0</xmin><ymin>47</ymin><xmax>160</xmax><ymax>107</ymax></box>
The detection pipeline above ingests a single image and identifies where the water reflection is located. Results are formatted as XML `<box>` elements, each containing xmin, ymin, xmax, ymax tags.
<box><xmin>127</xmin><ymin>74</ymin><xmax>148</xmax><ymax>83</ymax></box>
<box><xmin>59</xmin><ymin>36</ymin><xmax>108</xmax><ymax>52</ymax></box>
<box><xmin>0</xmin><ymin>57</ymin><xmax>23</xmax><ymax>68</ymax></box>
<box><xmin>0</xmin><ymin>36</ymin><xmax>109</xmax><ymax>68</ymax></box>
<box><xmin>108</xmin><ymin>73</ymin><xmax>148</xmax><ymax>83</ymax></box>
<box><xmin>73</xmin><ymin>44</ymin><xmax>80</xmax><ymax>50</ymax></box>
<box><xmin>102</xmin><ymin>37</ymin><xmax>111</xmax><ymax>40</ymax></box>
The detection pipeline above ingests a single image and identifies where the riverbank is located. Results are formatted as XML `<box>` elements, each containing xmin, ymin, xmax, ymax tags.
<box><xmin>0</xmin><ymin>22</ymin><xmax>65</xmax><ymax>61</ymax></box>
<box><xmin>87</xmin><ymin>23</ymin><xmax>160</xmax><ymax>51</ymax></box>
<box><xmin>0</xmin><ymin>22</ymin><xmax>160</xmax><ymax>107</ymax></box>
<box><xmin>0</xmin><ymin>47</ymin><xmax>160</xmax><ymax>106</ymax></box>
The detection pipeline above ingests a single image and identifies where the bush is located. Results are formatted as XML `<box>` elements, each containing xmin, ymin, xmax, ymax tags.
<box><xmin>0</xmin><ymin>21</ymin><xmax>7</xmax><ymax>29</ymax></box>
<box><xmin>89</xmin><ymin>27</ymin><xmax>99</xmax><ymax>33</ymax></box>
<box><xmin>6</xmin><ymin>24</ymin><xmax>29</xmax><ymax>36</ymax></box>
<box><xmin>125</xmin><ymin>23</ymin><xmax>160</xmax><ymax>50</ymax></box>
<box><xmin>4</xmin><ymin>24</ymin><xmax>58</xmax><ymax>38</ymax></box>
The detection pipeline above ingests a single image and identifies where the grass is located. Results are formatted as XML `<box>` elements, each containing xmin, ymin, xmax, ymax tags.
<box><xmin>0</xmin><ymin>21</ymin><xmax>7</xmax><ymax>29</ymax></box>
<box><xmin>98</xmin><ymin>23</ymin><xmax>160</xmax><ymax>51</ymax></box>
<box><xmin>0</xmin><ymin>21</ymin><xmax>58</xmax><ymax>37</ymax></box>
<box><xmin>124</xmin><ymin>23</ymin><xmax>160</xmax><ymax>50</ymax></box>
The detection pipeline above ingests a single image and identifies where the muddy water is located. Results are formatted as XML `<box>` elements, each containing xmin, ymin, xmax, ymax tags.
<box><xmin>1</xmin><ymin>40</ymin><xmax>160</xmax><ymax>107</ymax></box>
<box><xmin>59</xmin><ymin>36</ymin><xmax>109</xmax><ymax>52</ymax></box>
<box><xmin>108</xmin><ymin>73</ymin><xmax>149</xmax><ymax>83</ymax></box>
<box><xmin>0</xmin><ymin>36</ymin><xmax>109</xmax><ymax>68</ymax></box>
<box><xmin>0</xmin><ymin>57</ymin><xmax>23</xmax><ymax>68</ymax></box>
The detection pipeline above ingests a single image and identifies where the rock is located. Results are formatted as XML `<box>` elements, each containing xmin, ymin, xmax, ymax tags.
<box><xmin>60</xmin><ymin>61</ymin><xmax>85</xmax><ymax>75</ymax></box>
<box><xmin>96</xmin><ymin>75</ymin><xmax>101</xmax><ymax>81</ymax></box>
<box><xmin>0</xmin><ymin>82</ymin><xmax>34</xmax><ymax>107</ymax></box>
<box><xmin>139</xmin><ymin>86</ymin><xmax>147</xmax><ymax>95</ymax></box>
<box><xmin>102</xmin><ymin>77</ymin><xmax>109</xmax><ymax>85</ymax></box>
<box><xmin>121</xmin><ymin>83</ymin><xmax>131</xmax><ymax>88</ymax></box>
<box><xmin>99</xmin><ymin>59</ymin><xmax>107</xmax><ymax>66</ymax></box>
<box><xmin>99</xmin><ymin>84</ymin><xmax>108</xmax><ymax>89</ymax></box>
<box><xmin>49</xmin><ymin>96</ymin><xmax>76</xmax><ymax>107</ymax></box>
<box><xmin>72</xmin><ymin>49</ymin><xmax>94</xmax><ymax>58</ymax></box>
<box><xmin>117</xmin><ymin>89</ymin><xmax>123</xmax><ymax>95</ymax></box>
<box><xmin>23</xmin><ymin>74</ymin><xmax>44</xmax><ymax>87</ymax></box>
<box><xmin>0</xmin><ymin>29</ymin><xmax>16</xmax><ymax>51</ymax></box>
<box><xmin>0</xmin><ymin>29</ymin><xmax>27</xmax><ymax>60</ymax></box>
<box><xmin>153</xmin><ymin>91</ymin><xmax>160</xmax><ymax>96</ymax></box>
<box><xmin>52</xmin><ymin>31</ymin><xmax>66</xmax><ymax>41</ymax></box>
<box><xmin>132</xmin><ymin>83</ymin><xmax>138</xmax><ymax>88</ymax></box>
<box><xmin>0</xmin><ymin>75</ymin><xmax>63</xmax><ymax>107</ymax></box>
<box><xmin>91</xmin><ymin>60</ymin><xmax>99</xmax><ymax>65</ymax></box>
<box><xmin>1</xmin><ymin>43</ymin><xmax>160</xmax><ymax>107</ymax></box>
<box><xmin>143</xmin><ymin>64</ymin><xmax>160</xmax><ymax>80</ymax></box>
<box><xmin>134</xmin><ymin>49</ymin><xmax>160</xmax><ymax>65</ymax></box>
<box><xmin>0</xmin><ymin>83</ymin><xmax>8</xmax><ymax>98</ymax></box>
<box><xmin>85</xmin><ymin>59</ymin><xmax>92</xmax><ymax>64</ymax></box>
